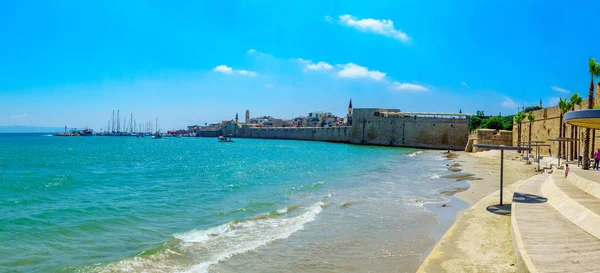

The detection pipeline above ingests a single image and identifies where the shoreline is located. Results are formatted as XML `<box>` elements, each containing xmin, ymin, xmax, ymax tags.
<box><xmin>419</xmin><ymin>150</ymin><xmax>538</xmax><ymax>272</ymax></box>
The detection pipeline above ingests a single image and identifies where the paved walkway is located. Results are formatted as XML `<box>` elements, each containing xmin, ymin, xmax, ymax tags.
<box><xmin>571</xmin><ymin>165</ymin><xmax>600</xmax><ymax>181</ymax></box>
<box><xmin>513</xmin><ymin>174</ymin><xmax>600</xmax><ymax>272</ymax></box>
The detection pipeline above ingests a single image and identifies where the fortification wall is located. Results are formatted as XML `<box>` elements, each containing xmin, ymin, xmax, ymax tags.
<box><xmin>199</xmin><ymin>130</ymin><xmax>221</xmax><ymax>137</ymax></box>
<box><xmin>235</xmin><ymin>126</ymin><xmax>351</xmax><ymax>142</ymax></box>
<box><xmin>466</xmin><ymin>129</ymin><xmax>513</xmax><ymax>152</ymax></box>
<box><xmin>350</xmin><ymin>109</ymin><xmax>468</xmax><ymax>150</ymax></box>
<box><xmin>513</xmin><ymin>88</ymin><xmax>600</xmax><ymax>159</ymax></box>
<box><xmin>225</xmin><ymin>108</ymin><xmax>469</xmax><ymax>150</ymax></box>
<box><xmin>514</xmin><ymin>104</ymin><xmax>588</xmax><ymax>157</ymax></box>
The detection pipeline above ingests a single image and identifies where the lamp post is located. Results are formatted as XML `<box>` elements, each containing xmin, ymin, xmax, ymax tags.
<box><xmin>473</xmin><ymin>144</ymin><xmax>531</xmax><ymax>205</ymax></box>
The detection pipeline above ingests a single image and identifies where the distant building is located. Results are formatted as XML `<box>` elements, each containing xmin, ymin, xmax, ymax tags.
<box><xmin>248</xmin><ymin>116</ymin><xmax>283</xmax><ymax>127</ymax></box>
<box><xmin>245</xmin><ymin>110</ymin><xmax>250</xmax><ymax>123</ymax></box>
<box><xmin>235</xmin><ymin>113</ymin><xmax>239</xmax><ymax>123</ymax></box>
<box><xmin>306</xmin><ymin>112</ymin><xmax>336</xmax><ymax>127</ymax></box>
<box><xmin>282</xmin><ymin>119</ymin><xmax>295</xmax><ymax>127</ymax></box>
<box><xmin>293</xmin><ymin>116</ymin><xmax>307</xmax><ymax>127</ymax></box>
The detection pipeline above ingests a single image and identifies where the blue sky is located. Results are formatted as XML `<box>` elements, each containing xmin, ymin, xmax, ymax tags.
<box><xmin>0</xmin><ymin>0</ymin><xmax>598</xmax><ymax>130</ymax></box>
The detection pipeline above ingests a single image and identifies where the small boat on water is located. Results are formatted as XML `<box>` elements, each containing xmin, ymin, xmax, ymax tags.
<box><xmin>218</xmin><ymin>135</ymin><xmax>234</xmax><ymax>142</ymax></box>
<box><xmin>81</xmin><ymin>128</ymin><xmax>93</xmax><ymax>136</ymax></box>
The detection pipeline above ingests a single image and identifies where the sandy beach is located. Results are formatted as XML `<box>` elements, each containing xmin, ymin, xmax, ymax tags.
<box><xmin>419</xmin><ymin>150</ymin><xmax>538</xmax><ymax>273</ymax></box>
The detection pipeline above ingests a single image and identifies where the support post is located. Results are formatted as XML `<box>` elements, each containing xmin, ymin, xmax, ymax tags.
<box><xmin>558</xmin><ymin>140</ymin><xmax>561</xmax><ymax>166</ymax></box>
<box><xmin>500</xmin><ymin>149</ymin><xmax>504</xmax><ymax>205</ymax></box>
<box><xmin>536</xmin><ymin>145</ymin><xmax>540</xmax><ymax>172</ymax></box>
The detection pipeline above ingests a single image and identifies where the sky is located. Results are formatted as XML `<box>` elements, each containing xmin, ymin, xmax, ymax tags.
<box><xmin>1</xmin><ymin>0</ymin><xmax>599</xmax><ymax>131</ymax></box>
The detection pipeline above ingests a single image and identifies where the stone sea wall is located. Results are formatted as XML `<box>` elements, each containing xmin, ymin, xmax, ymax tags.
<box><xmin>465</xmin><ymin>129</ymin><xmax>513</xmax><ymax>152</ymax></box>
<box><xmin>222</xmin><ymin>108</ymin><xmax>469</xmax><ymax>150</ymax></box>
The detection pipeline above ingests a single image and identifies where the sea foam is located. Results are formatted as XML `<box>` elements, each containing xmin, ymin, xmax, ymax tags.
<box><xmin>406</xmin><ymin>151</ymin><xmax>423</xmax><ymax>157</ymax></box>
<box><xmin>93</xmin><ymin>202</ymin><xmax>324</xmax><ymax>273</ymax></box>
<box><xmin>178</xmin><ymin>202</ymin><xmax>323</xmax><ymax>272</ymax></box>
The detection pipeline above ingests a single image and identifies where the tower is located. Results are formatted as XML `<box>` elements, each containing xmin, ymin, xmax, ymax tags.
<box><xmin>347</xmin><ymin>99</ymin><xmax>353</xmax><ymax>126</ymax></box>
<box><xmin>245</xmin><ymin>110</ymin><xmax>250</xmax><ymax>123</ymax></box>
<box><xmin>348</xmin><ymin>99</ymin><xmax>353</xmax><ymax>115</ymax></box>
<box><xmin>235</xmin><ymin>113</ymin><xmax>239</xmax><ymax>123</ymax></box>
<box><xmin>539</xmin><ymin>99</ymin><xmax>543</xmax><ymax>108</ymax></box>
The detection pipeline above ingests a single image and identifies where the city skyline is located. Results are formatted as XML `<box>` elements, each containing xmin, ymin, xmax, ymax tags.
<box><xmin>1</xmin><ymin>1</ymin><xmax>599</xmax><ymax>130</ymax></box>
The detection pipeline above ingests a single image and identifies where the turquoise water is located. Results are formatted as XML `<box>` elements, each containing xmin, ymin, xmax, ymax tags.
<box><xmin>0</xmin><ymin>134</ymin><xmax>466</xmax><ymax>272</ymax></box>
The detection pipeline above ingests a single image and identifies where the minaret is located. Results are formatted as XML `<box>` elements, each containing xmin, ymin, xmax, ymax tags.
<box><xmin>539</xmin><ymin>99</ymin><xmax>543</xmax><ymax>108</ymax></box>
<box><xmin>235</xmin><ymin>113</ymin><xmax>239</xmax><ymax>123</ymax></box>
<box><xmin>245</xmin><ymin>110</ymin><xmax>250</xmax><ymax>123</ymax></box>
<box><xmin>348</xmin><ymin>99</ymin><xmax>353</xmax><ymax>115</ymax></box>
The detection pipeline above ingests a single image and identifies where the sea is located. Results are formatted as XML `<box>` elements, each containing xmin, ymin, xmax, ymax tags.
<box><xmin>0</xmin><ymin>134</ymin><xmax>469</xmax><ymax>273</ymax></box>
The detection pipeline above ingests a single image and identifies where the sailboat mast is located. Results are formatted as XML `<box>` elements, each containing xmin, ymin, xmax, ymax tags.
<box><xmin>130</xmin><ymin>113</ymin><xmax>133</xmax><ymax>133</ymax></box>
<box><xmin>155</xmin><ymin>117</ymin><xmax>158</xmax><ymax>133</ymax></box>
<box><xmin>111</xmin><ymin>110</ymin><xmax>115</xmax><ymax>132</ymax></box>
<box><xmin>117</xmin><ymin>110</ymin><xmax>120</xmax><ymax>133</ymax></box>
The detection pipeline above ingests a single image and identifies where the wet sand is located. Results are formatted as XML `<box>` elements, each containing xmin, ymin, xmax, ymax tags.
<box><xmin>418</xmin><ymin>150</ymin><xmax>538</xmax><ymax>273</ymax></box>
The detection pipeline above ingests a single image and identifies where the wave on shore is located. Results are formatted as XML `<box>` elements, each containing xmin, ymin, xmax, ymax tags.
<box><xmin>86</xmin><ymin>202</ymin><xmax>324</xmax><ymax>273</ymax></box>
<box><xmin>406</xmin><ymin>151</ymin><xmax>423</xmax><ymax>157</ymax></box>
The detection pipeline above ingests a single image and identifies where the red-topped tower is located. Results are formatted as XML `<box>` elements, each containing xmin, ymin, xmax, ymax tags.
<box><xmin>348</xmin><ymin>99</ymin><xmax>353</xmax><ymax>115</ymax></box>
<box><xmin>346</xmin><ymin>99</ymin><xmax>353</xmax><ymax>126</ymax></box>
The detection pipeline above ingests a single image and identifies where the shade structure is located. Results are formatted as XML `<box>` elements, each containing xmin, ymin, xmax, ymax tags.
<box><xmin>564</xmin><ymin>109</ymin><xmax>600</xmax><ymax>129</ymax></box>
<box><xmin>547</xmin><ymin>138</ymin><xmax>577</xmax><ymax>166</ymax></box>
<box><xmin>519</xmin><ymin>141</ymin><xmax>550</xmax><ymax>170</ymax></box>
<box><xmin>472</xmin><ymin>144</ymin><xmax>532</xmax><ymax>205</ymax></box>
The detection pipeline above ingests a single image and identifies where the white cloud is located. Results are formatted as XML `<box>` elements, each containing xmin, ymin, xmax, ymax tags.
<box><xmin>392</xmin><ymin>82</ymin><xmax>429</xmax><ymax>92</ymax></box>
<box><xmin>213</xmin><ymin>65</ymin><xmax>233</xmax><ymax>74</ymax></box>
<box><xmin>296</xmin><ymin>59</ymin><xmax>385</xmax><ymax>81</ymax></box>
<box><xmin>213</xmin><ymin>65</ymin><xmax>258</xmax><ymax>76</ymax></box>
<box><xmin>551</xmin><ymin>86</ymin><xmax>570</xmax><ymax>94</ymax></box>
<box><xmin>9</xmin><ymin>113</ymin><xmax>29</xmax><ymax>119</ymax></box>
<box><xmin>297</xmin><ymin>59</ymin><xmax>333</xmax><ymax>72</ymax></box>
<box><xmin>549</xmin><ymin>97</ymin><xmax>560</xmax><ymax>106</ymax></box>
<box><xmin>305</xmin><ymin>61</ymin><xmax>333</xmax><ymax>71</ymax></box>
<box><xmin>297</xmin><ymin>58</ymin><xmax>312</xmax><ymax>65</ymax></box>
<box><xmin>338</xmin><ymin>14</ymin><xmax>410</xmax><ymax>43</ymax></box>
<box><xmin>265</xmin><ymin>83</ymin><xmax>273</xmax><ymax>88</ymax></box>
<box><xmin>324</xmin><ymin>15</ymin><xmax>333</xmax><ymax>23</ymax></box>
<box><xmin>461</xmin><ymin>82</ymin><xmax>469</xmax><ymax>87</ymax></box>
<box><xmin>501</xmin><ymin>97</ymin><xmax>518</xmax><ymax>108</ymax></box>
<box><xmin>247</xmin><ymin>49</ymin><xmax>256</xmax><ymax>54</ymax></box>
<box><xmin>237</xmin><ymin>70</ymin><xmax>258</xmax><ymax>77</ymax></box>
<box><xmin>337</xmin><ymin>63</ymin><xmax>386</xmax><ymax>81</ymax></box>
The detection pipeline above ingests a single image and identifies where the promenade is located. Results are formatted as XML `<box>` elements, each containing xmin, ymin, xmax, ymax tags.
<box><xmin>419</xmin><ymin>151</ymin><xmax>600</xmax><ymax>272</ymax></box>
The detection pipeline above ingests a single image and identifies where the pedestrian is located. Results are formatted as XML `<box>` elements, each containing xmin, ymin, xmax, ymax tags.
<box><xmin>565</xmin><ymin>163</ymin><xmax>569</xmax><ymax>178</ymax></box>
<box><xmin>595</xmin><ymin>149</ymin><xmax>600</xmax><ymax>170</ymax></box>
<box><xmin>549</xmin><ymin>148</ymin><xmax>552</xmax><ymax>157</ymax></box>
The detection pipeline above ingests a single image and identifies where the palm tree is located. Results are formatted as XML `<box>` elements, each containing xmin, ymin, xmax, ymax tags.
<box><xmin>527</xmin><ymin>113</ymin><xmax>535</xmax><ymax>161</ymax></box>
<box><xmin>583</xmin><ymin>58</ymin><xmax>600</xmax><ymax>170</ymax></box>
<box><xmin>570</xmin><ymin>93</ymin><xmax>583</xmax><ymax>160</ymax></box>
<box><xmin>528</xmin><ymin>113</ymin><xmax>536</xmax><ymax>143</ymax></box>
<box><xmin>514</xmin><ymin>112</ymin><xmax>525</xmax><ymax>153</ymax></box>
<box><xmin>558</xmin><ymin>98</ymin><xmax>572</xmax><ymax>159</ymax></box>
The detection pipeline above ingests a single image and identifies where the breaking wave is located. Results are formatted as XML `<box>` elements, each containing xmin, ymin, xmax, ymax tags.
<box><xmin>85</xmin><ymin>202</ymin><xmax>324</xmax><ymax>273</ymax></box>
<box><xmin>406</xmin><ymin>151</ymin><xmax>423</xmax><ymax>157</ymax></box>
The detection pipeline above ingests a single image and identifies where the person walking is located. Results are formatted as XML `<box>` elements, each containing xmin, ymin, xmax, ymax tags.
<box><xmin>594</xmin><ymin>149</ymin><xmax>600</xmax><ymax>170</ymax></box>
<box><xmin>565</xmin><ymin>164</ymin><xmax>569</xmax><ymax>178</ymax></box>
